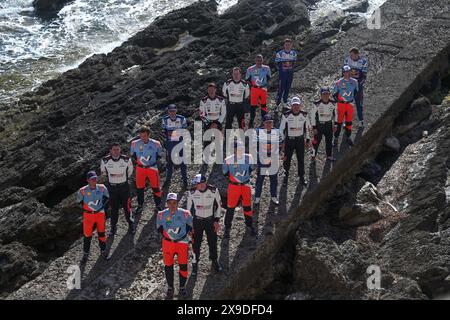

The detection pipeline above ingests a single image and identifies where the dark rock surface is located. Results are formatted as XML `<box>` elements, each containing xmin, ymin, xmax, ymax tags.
<box><xmin>1</xmin><ymin>0</ymin><xmax>450</xmax><ymax>300</ymax></box>
<box><xmin>0</xmin><ymin>242</ymin><xmax>40</xmax><ymax>297</ymax></box>
<box><xmin>33</xmin><ymin>0</ymin><xmax>73</xmax><ymax>15</ymax></box>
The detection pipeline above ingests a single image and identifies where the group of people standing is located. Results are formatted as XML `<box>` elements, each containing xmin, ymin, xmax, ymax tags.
<box><xmin>75</xmin><ymin>40</ymin><xmax>368</xmax><ymax>297</ymax></box>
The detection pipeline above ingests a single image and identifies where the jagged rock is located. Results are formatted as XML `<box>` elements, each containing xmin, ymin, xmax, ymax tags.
<box><xmin>384</xmin><ymin>136</ymin><xmax>401</xmax><ymax>152</ymax></box>
<box><xmin>341</xmin><ymin>14</ymin><xmax>366</xmax><ymax>32</ymax></box>
<box><xmin>344</xmin><ymin>0</ymin><xmax>370</xmax><ymax>13</ymax></box>
<box><xmin>0</xmin><ymin>187</ymin><xmax>33</xmax><ymax>208</ymax></box>
<box><xmin>356</xmin><ymin>181</ymin><xmax>383</xmax><ymax>204</ymax></box>
<box><xmin>0</xmin><ymin>242</ymin><xmax>40</xmax><ymax>296</ymax></box>
<box><xmin>339</xmin><ymin>204</ymin><xmax>382</xmax><ymax>226</ymax></box>
<box><xmin>315</xmin><ymin>9</ymin><xmax>346</xmax><ymax>29</ymax></box>
<box><xmin>0</xmin><ymin>198</ymin><xmax>57</xmax><ymax>249</ymax></box>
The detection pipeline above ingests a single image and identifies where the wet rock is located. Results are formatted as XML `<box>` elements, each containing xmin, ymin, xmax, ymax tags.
<box><xmin>344</xmin><ymin>0</ymin><xmax>370</xmax><ymax>13</ymax></box>
<box><xmin>33</xmin><ymin>0</ymin><xmax>73</xmax><ymax>15</ymax></box>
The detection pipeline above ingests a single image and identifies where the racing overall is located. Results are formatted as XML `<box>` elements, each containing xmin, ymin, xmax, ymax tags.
<box><xmin>275</xmin><ymin>49</ymin><xmax>297</xmax><ymax>106</ymax></box>
<box><xmin>223</xmin><ymin>153</ymin><xmax>254</xmax><ymax>230</ymax></box>
<box><xmin>101</xmin><ymin>154</ymin><xmax>134</xmax><ymax>233</ymax></box>
<box><xmin>130</xmin><ymin>138</ymin><xmax>163</xmax><ymax>210</ymax></box>
<box><xmin>157</xmin><ymin>208</ymin><xmax>193</xmax><ymax>289</ymax></box>
<box><xmin>199</xmin><ymin>95</ymin><xmax>227</xmax><ymax>130</ymax></box>
<box><xmin>246</xmin><ymin>64</ymin><xmax>271</xmax><ymax>128</ymax></box>
<box><xmin>162</xmin><ymin>114</ymin><xmax>188</xmax><ymax>185</ymax></box>
<box><xmin>279</xmin><ymin>110</ymin><xmax>310</xmax><ymax>178</ymax></box>
<box><xmin>311</xmin><ymin>100</ymin><xmax>337</xmax><ymax>158</ymax></box>
<box><xmin>222</xmin><ymin>79</ymin><xmax>250</xmax><ymax>129</ymax></box>
<box><xmin>332</xmin><ymin>77</ymin><xmax>359</xmax><ymax>139</ymax></box>
<box><xmin>253</xmin><ymin>127</ymin><xmax>283</xmax><ymax>199</ymax></box>
<box><xmin>344</xmin><ymin>56</ymin><xmax>368</xmax><ymax>122</ymax></box>
<box><xmin>77</xmin><ymin>184</ymin><xmax>110</xmax><ymax>254</ymax></box>
<box><xmin>187</xmin><ymin>185</ymin><xmax>222</xmax><ymax>264</ymax></box>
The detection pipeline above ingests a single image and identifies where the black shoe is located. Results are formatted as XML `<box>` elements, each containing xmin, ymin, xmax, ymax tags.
<box><xmin>223</xmin><ymin>228</ymin><xmax>231</xmax><ymax>239</ymax></box>
<box><xmin>166</xmin><ymin>286</ymin><xmax>174</xmax><ymax>300</ymax></box>
<box><xmin>246</xmin><ymin>226</ymin><xmax>257</xmax><ymax>236</ymax></box>
<box><xmin>81</xmin><ymin>252</ymin><xmax>89</xmax><ymax>264</ymax></box>
<box><xmin>135</xmin><ymin>206</ymin><xmax>143</xmax><ymax>215</ymax></box>
<box><xmin>347</xmin><ymin>138</ymin><xmax>354</xmax><ymax>147</ymax></box>
<box><xmin>283</xmin><ymin>175</ymin><xmax>288</xmax><ymax>185</ymax></box>
<box><xmin>333</xmin><ymin>138</ymin><xmax>339</xmax><ymax>147</ymax></box>
<box><xmin>108</xmin><ymin>227</ymin><xmax>116</xmax><ymax>237</ymax></box>
<box><xmin>101</xmin><ymin>250</ymin><xmax>110</xmax><ymax>261</ymax></box>
<box><xmin>191</xmin><ymin>263</ymin><xmax>198</xmax><ymax>276</ymax></box>
<box><xmin>128</xmin><ymin>223</ymin><xmax>136</xmax><ymax>235</ymax></box>
<box><xmin>212</xmin><ymin>260</ymin><xmax>223</xmax><ymax>273</ymax></box>
<box><xmin>299</xmin><ymin>176</ymin><xmax>308</xmax><ymax>186</ymax></box>
<box><xmin>179</xmin><ymin>286</ymin><xmax>187</xmax><ymax>297</ymax></box>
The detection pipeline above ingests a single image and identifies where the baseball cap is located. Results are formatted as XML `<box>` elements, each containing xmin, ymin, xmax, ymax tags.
<box><xmin>192</xmin><ymin>174</ymin><xmax>207</xmax><ymax>185</ymax></box>
<box><xmin>87</xmin><ymin>171</ymin><xmax>98</xmax><ymax>180</ymax></box>
<box><xmin>166</xmin><ymin>193</ymin><xmax>178</xmax><ymax>202</ymax></box>
<box><xmin>263</xmin><ymin>114</ymin><xmax>274</xmax><ymax>122</ymax></box>
<box><xmin>342</xmin><ymin>65</ymin><xmax>352</xmax><ymax>72</ymax></box>
<box><xmin>167</xmin><ymin>104</ymin><xmax>177</xmax><ymax>111</ymax></box>
<box><xmin>208</xmin><ymin>82</ymin><xmax>217</xmax><ymax>88</ymax></box>
<box><xmin>320</xmin><ymin>86</ymin><xmax>331</xmax><ymax>94</ymax></box>
<box><xmin>291</xmin><ymin>96</ymin><xmax>302</xmax><ymax>105</ymax></box>
<box><xmin>234</xmin><ymin>140</ymin><xmax>244</xmax><ymax>148</ymax></box>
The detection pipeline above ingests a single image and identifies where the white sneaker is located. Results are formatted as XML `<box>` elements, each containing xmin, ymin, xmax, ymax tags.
<box><xmin>254</xmin><ymin>197</ymin><xmax>261</xmax><ymax>204</ymax></box>
<box><xmin>271</xmin><ymin>197</ymin><xmax>279</xmax><ymax>205</ymax></box>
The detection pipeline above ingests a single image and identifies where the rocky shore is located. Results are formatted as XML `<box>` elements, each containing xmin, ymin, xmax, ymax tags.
<box><xmin>1</xmin><ymin>0</ymin><xmax>315</xmax><ymax>298</ymax></box>
<box><xmin>1</xmin><ymin>0</ymin><xmax>449</xmax><ymax>300</ymax></box>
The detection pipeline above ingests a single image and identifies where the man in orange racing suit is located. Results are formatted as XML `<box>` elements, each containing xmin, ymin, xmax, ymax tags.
<box><xmin>77</xmin><ymin>171</ymin><xmax>110</xmax><ymax>263</ymax></box>
<box><xmin>332</xmin><ymin>65</ymin><xmax>359</xmax><ymax>147</ymax></box>
<box><xmin>157</xmin><ymin>192</ymin><xmax>193</xmax><ymax>298</ymax></box>
<box><xmin>130</xmin><ymin>126</ymin><xmax>163</xmax><ymax>214</ymax></box>
<box><xmin>223</xmin><ymin>140</ymin><xmax>256</xmax><ymax>237</ymax></box>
